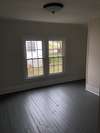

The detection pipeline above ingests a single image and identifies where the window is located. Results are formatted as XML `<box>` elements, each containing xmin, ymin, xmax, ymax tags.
<box><xmin>48</xmin><ymin>41</ymin><xmax>64</xmax><ymax>74</ymax></box>
<box><xmin>25</xmin><ymin>39</ymin><xmax>64</xmax><ymax>78</ymax></box>
<box><xmin>25</xmin><ymin>41</ymin><xmax>44</xmax><ymax>78</ymax></box>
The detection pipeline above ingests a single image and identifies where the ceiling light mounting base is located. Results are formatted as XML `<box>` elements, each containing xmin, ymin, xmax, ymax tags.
<box><xmin>43</xmin><ymin>2</ymin><xmax>64</xmax><ymax>14</ymax></box>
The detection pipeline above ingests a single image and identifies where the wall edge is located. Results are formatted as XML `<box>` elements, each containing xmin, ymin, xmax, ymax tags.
<box><xmin>86</xmin><ymin>83</ymin><xmax>100</xmax><ymax>96</ymax></box>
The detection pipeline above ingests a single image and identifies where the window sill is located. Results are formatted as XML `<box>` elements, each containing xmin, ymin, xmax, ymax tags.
<box><xmin>25</xmin><ymin>72</ymin><xmax>65</xmax><ymax>81</ymax></box>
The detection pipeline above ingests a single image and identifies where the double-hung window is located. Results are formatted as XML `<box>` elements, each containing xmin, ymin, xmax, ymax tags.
<box><xmin>25</xmin><ymin>41</ymin><xmax>44</xmax><ymax>78</ymax></box>
<box><xmin>48</xmin><ymin>41</ymin><xmax>64</xmax><ymax>74</ymax></box>
<box><xmin>25</xmin><ymin>40</ymin><xmax>64</xmax><ymax>78</ymax></box>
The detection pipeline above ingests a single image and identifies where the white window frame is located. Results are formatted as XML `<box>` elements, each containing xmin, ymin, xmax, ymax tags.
<box><xmin>47</xmin><ymin>40</ymin><xmax>65</xmax><ymax>75</ymax></box>
<box><xmin>23</xmin><ymin>36</ymin><xmax>66</xmax><ymax>80</ymax></box>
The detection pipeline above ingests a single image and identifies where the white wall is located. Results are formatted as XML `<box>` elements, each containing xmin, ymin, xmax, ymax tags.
<box><xmin>0</xmin><ymin>18</ymin><xmax>87</xmax><ymax>95</ymax></box>
<box><xmin>86</xmin><ymin>18</ymin><xmax>100</xmax><ymax>96</ymax></box>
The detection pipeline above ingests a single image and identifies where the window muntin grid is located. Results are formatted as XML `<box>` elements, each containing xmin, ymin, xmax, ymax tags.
<box><xmin>25</xmin><ymin>41</ymin><xmax>44</xmax><ymax>78</ymax></box>
<box><xmin>48</xmin><ymin>41</ymin><xmax>64</xmax><ymax>74</ymax></box>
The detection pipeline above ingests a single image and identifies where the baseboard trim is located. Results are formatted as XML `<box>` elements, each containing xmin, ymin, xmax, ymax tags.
<box><xmin>86</xmin><ymin>83</ymin><xmax>100</xmax><ymax>96</ymax></box>
<box><xmin>0</xmin><ymin>79</ymin><xmax>67</xmax><ymax>95</ymax></box>
<box><xmin>0</xmin><ymin>73</ymin><xmax>85</xmax><ymax>95</ymax></box>
<box><xmin>0</xmin><ymin>77</ymin><xmax>84</xmax><ymax>95</ymax></box>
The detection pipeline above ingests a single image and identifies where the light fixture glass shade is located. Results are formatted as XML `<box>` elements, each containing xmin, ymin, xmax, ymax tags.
<box><xmin>43</xmin><ymin>3</ymin><xmax>64</xmax><ymax>14</ymax></box>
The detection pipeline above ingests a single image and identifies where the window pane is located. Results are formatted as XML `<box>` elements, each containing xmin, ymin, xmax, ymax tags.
<box><xmin>49</xmin><ymin>41</ymin><xmax>53</xmax><ymax>49</ymax></box>
<box><xmin>31</xmin><ymin>41</ymin><xmax>37</xmax><ymax>51</ymax></box>
<box><xmin>57</xmin><ymin>48</ymin><xmax>63</xmax><ymax>56</ymax></box>
<box><xmin>49</xmin><ymin>49</ymin><xmax>62</xmax><ymax>57</ymax></box>
<box><xmin>49</xmin><ymin>49</ymin><xmax>54</xmax><ymax>57</ymax></box>
<box><xmin>39</xmin><ymin>67</ymin><xmax>43</xmax><ymax>75</ymax></box>
<box><xmin>33</xmin><ymin>59</ymin><xmax>44</xmax><ymax>76</ymax></box>
<box><xmin>38</xmin><ymin>50</ymin><xmax>42</xmax><ymax>58</ymax></box>
<box><xmin>49</xmin><ymin>41</ymin><xmax>58</xmax><ymax>49</ymax></box>
<box><xmin>49</xmin><ymin>65</ymin><xmax>60</xmax><ymax>74</ymax></box>
<box><xmin>33</xmin><ymin>59</ymin><xmax>38</xmax><ymax>67</ymax></box>
<box><xmin>49</xmin><ymin>57</ymin><xmax>59</xmax><ymax>65</ymax></box>
<box><xmin>32</xmin><ymin>50</ymin><xmax>37</xmax><ymax>59</ymax></box>
<box><xmin>54</xmin><ymin>57</ymin><xmax>59</xmax><ymax>65</ymax></box>
<box><xmin>59</xmin><ymin>58</ymin><xmax>63</xmax><ymax>65</ymax></box>
<box><xmin>59</xmin><ymin>65</ymin><xmax>63</xmax><ymax>72</ymax></box>
<box><xmin>54</xmin><ymin>65</ymin><xmax>59</xmax><ymax>73</ymax></box>
<box><xmin>34</xmin><ymin>67</ymin><xmax>39</xmax><ymax>76</ymax></box>
<box><xmin>53</xmin><ymin>49</ymin><xmax>58</xmax><ymax>57</ymax></box>
<box><xmin>49</xmin><ymin>64</ymin><xmax>63</xmax><ymax>74</ymax></box>
<box><xmin>38</xmin><ymin>59</ymin><xmax>43</xmax><ymax>67</ymax></box>
<box><xmin>27</xmin><ymin>59</ymin><xmax>34</xmax><ymax>77</ymax></box>
<box><xmin>26</xmin><ymin>41</ymin><xmax>31</xmax><ymax>51</ymax></box>
<box><xmin>37</xmin><ymin>41</ymin><xmax>42</xmax><ymax>49</ymax></box>
<box><xmin>33</xmin><ymin>58</ymin><xmax>39</xmax><ymax>76</ymax></box>
<box><xmin>26</xmin><ymin>41</ymin><xmax>32</xmax><ymax>59</ymax></box>
<box><xmin>39</xmin><ymin>59</ymin><xmax>43</xmax><ymax>75</ymax></box>
<box><xmin>49</xmin><ymin>65</ymin><xmax>54</xmax><ymax>74</ymax></box>
<box><xmin>49</xmin><ymin>57</ymin><xmax>54</xmax><ymax>65</ymax></box>
<box><xmin>38</xmin><ymin>59</ymin><xmax>43</xmax><ymax>75</ymax></box>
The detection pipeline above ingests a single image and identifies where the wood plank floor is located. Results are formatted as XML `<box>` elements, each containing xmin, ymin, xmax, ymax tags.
<box><xmin>0</xmin><ymin>81</ymin><xmax>99</xmax><ymax>133</ymax></box>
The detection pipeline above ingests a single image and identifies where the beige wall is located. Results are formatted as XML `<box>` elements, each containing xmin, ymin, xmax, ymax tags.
<box><xmin>86</xmin><ymin>18</ymin><xmax>100</xmax><ymax>96</ymax></box>
<box><xmin>0</xmin><ymin>19</ymin><xmax>87</xmax><ymax>95</ymax></box>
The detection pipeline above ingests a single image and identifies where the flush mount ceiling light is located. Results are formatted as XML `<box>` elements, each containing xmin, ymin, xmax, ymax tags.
<box><xmin>43</xmin><ymin>2</ymin><xmax>64</xmax><ymax>14</ymax></box>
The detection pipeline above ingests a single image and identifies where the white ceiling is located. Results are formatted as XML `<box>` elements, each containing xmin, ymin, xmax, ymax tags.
<box><xmin>0</xmin><ymin>0</ymin><xmax>100</xmax><ymax>23</ymax></box>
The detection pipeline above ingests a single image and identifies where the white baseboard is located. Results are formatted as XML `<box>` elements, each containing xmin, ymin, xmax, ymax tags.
<box><xmin>0</xmin><ymin>78</ymin><xmax>68</xmax><ymax>95</ymax></box>
<box><xmin>86</xmin><ymin>83</ymin><xmax>100</xmax><ymax>96</ymax></box>
<box><xmin>0</xmin><ymin>74</ymin><xmax>84</xmax><ymax>95</ymax></box>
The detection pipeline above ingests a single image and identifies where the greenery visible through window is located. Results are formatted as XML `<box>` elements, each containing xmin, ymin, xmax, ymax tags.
<box><xmin>48</xmin><ymin>41</ymin><xmax>64</xmax><ymax>74</ymax></box>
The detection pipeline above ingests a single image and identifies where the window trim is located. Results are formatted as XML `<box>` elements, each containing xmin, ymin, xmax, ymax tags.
<box><xmin>23</xmin><ymin>37</ymin><xmax>66</xmax><ymax>80</ymax></box>
<box><xmin>47</xmin><ymin>40</ymin><xmax>65</xmax><ymax>75</ymax></box>
<box><xmin>24</xmin><ymin>39</ymin><xmax>45</xmax><ymax>79</ymax></box>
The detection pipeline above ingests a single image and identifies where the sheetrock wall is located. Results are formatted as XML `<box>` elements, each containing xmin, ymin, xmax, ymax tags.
<box><xmin>0</xmin><ymin>19</ymin><xmax>87</xmax><ymax>95</ymax></box>
<box><xmin>86</xmin><ymin>18</ymin><xmax>100</xmax><ymax>96</ymax></box>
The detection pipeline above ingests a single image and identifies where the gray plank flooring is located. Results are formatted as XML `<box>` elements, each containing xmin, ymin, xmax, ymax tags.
<box><xmin>0</xmin><ymin>81</ymin><xmax>99</xmax><ymax>133</ymax></box>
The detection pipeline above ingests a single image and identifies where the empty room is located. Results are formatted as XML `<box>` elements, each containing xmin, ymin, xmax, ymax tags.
<box><xmin>0</xmin><ymin>0</ymin><xmax>99</xmax><ymax>133</ymax></box>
